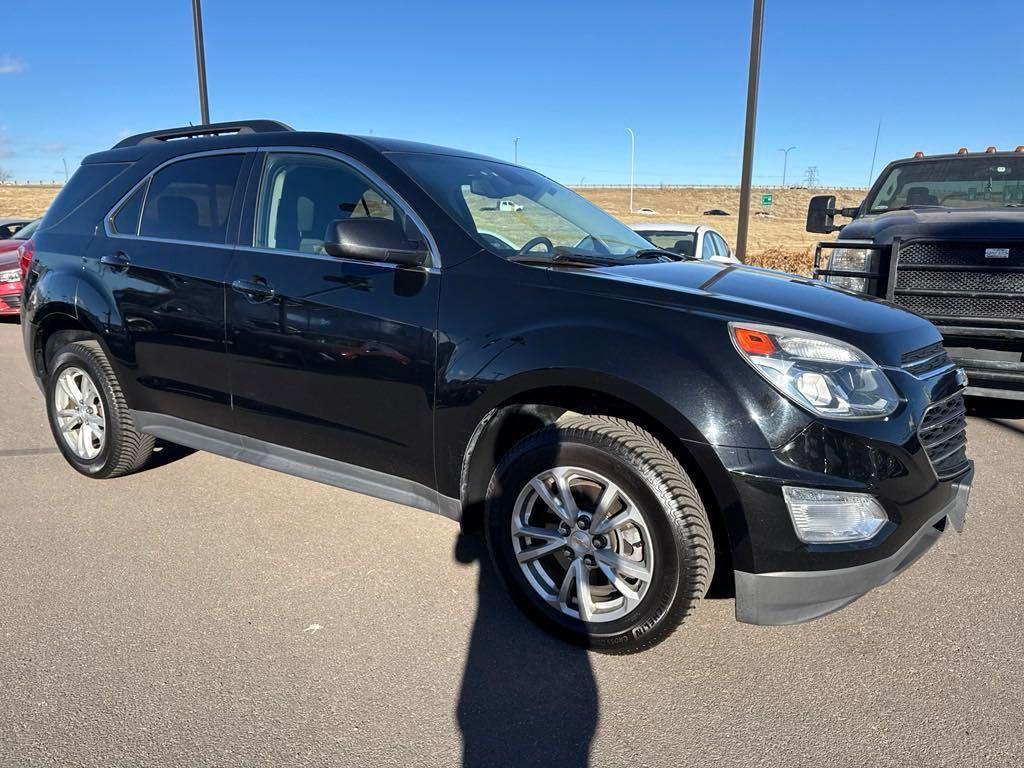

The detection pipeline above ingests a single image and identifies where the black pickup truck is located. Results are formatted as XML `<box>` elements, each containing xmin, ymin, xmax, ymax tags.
<box><xmin>808</xmin><ymin>148</ymin><xmax>1024</xmax><ymax>400</ymax></box>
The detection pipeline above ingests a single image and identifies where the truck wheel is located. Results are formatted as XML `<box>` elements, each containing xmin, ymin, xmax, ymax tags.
<box><xmin>485</xmin><ymin>415</ymin><xmax>714</xmax><ymax>653</ymax></box>
<box><xmin>45</xmin><ymin>340</ymin><xmax>155</xmax><ymax>479</ymax></box>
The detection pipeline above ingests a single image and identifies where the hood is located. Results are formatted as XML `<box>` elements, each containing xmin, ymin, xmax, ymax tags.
<box><xmin>572</xmin><ymin>260</ymin><xmax>941</xmax><ymax>367</ymax></box>
<box><xmin>841</xmin><ymin>207</ymin><xmax>1024</xmax><ymax>242</ymax></box>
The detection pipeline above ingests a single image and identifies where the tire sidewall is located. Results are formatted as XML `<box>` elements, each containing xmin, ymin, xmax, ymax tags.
<box><xmin>485</xmin><ymin>433</ymin><xmax>689</xmax><ymax>651</ymax></box>
<box><xmin>46</xmin><ymin>345</ymin><xmax>119</xmax><ymax>477</ymax></box>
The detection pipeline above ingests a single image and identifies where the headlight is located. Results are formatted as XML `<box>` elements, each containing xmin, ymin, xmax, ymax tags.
<box><xmin>822</xmin><ymin>246</ymin><xmax>876</xmax><ymax>292</ymax></box>
<box><xmin>0</xmin><ymin>268</ymin><xmax>19</xmax><ymax>283</ymax></box>
<box><xmin>730</xmin><ymin>323</ymin><xmax>900</xmax><ymax>419</ymax></box>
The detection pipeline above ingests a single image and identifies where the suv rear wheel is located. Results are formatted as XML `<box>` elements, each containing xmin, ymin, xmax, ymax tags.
<box><xmin>485</xmin><ymin>414</ymin><xmax>714</xmax><ymax>653</ymax></box>
<box><xmin>46</xmin><ymin>340</ymin><xmax>155</xmax><ymax>478</ymax></box>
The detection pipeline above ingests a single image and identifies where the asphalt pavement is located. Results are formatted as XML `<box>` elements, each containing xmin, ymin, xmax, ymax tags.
<box><xmin>1</xmin><ymin>318</ymin><xmax>1022</xmax><ymax>767</ymax></box>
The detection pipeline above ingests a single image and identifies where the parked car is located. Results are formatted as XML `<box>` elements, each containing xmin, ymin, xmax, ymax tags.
<box><xmin>808</xmin><ymin>147</ymin><xmax>1024</xmax><ymax>400</ymax></box>
<box><xmin>0</xmin><ymin>218</ymin><xmax>39</xmax><ymax>315</ymax></box>
<box><xmin>632</xmin><ymin>222</ymin><xmax>739</xmax><ymax>263</ymax></box>
<box><xmin>22</xmin><ymin>120</ymin><xmax>972</xmax><ymax>652</ymax></box>
<box><xmin>0</xmin><ymin>217</ymin><xmax>34</xmax><ymax>240</ymax></box>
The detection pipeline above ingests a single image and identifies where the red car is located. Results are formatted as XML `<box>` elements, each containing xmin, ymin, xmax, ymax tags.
<box><xmin>0</xmin><ymin>218</ymin><xmax>39</xmax><ymax>316</ymax></box>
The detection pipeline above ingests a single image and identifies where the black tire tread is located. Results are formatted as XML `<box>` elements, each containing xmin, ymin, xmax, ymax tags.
<box><xmin>493</xmin><ymin>413</ymin><xmax>714</xmax><ymax>653</ymax></box>
<box><xmin>60</xmin><ymin>341</ymin><xmax>155</xmax><ymax>477</ymax></box>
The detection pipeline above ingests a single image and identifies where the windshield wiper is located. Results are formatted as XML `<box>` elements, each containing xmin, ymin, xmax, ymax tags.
<box><xmin>633</xmin><ymin>248</ymin><xmax>690</xmax><ymax>262</ymax></box>
<box><xmin>508</xmin><ymin>251</ymin><xmax>618</xmax><ymax>268</ymax></box>
<box><xmin>877</xmin><ymin>204</ymin><xmax>946</xmax><ymax>212</ymax></box>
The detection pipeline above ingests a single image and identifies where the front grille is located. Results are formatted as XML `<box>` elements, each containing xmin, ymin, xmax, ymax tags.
<box><xmin>899</xmin><ymin>241</ymin><xmax>1024</xmax><ymax>266</ymax></box>
<box><xmin>918</xmin><ymin>393</ymin><xmax>970</xmax><ymax>479</ymax></box>
<box><xmin>901</xmin><ymin>341</ymin><xmax>952</xmax><ymax>376</ymax></box>
<box><xmin>893</xmin><ymin>241</ymin><xmax>1024</xmax><ymax>322</ymax></box>
<box><xmin>896</xmin><ymin>294</ymin><xmax>1024</xmax><ymax>319</ymax></box>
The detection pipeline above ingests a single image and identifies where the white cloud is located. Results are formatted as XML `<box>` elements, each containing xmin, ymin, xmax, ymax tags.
<box><xmin>0</xmin><ymin>56</ymin><xmax>24</xmax><ymax>75</ymax></box>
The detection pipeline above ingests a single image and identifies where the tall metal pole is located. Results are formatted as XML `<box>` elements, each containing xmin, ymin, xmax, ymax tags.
<box><xmin>625</xmin><ymin>128</ymin><xmax>636</xmax><ymax>213</ymax></box>
<box><xmin>867</xmin><ymin>122</ymin><xmax>882</xmax><ymax>186</ymax></box>
<box><xmin>736</xmin><ymin>0</ymin><xmax>765</xmax><ymax>263</ymax></box>
<box><xmin>778</xmin><ymin>145</ymin><xmax>795</xmax><ymax>187</ymax></box>
<box><xmin>191</xmin><ymin>0</ymin><xmax>211</xmax><ymax>125</ymax></box>
<box><xmin>513</xmin><ymin>137</ymin><xmax>520</xmax><ymax>165</ymax></box>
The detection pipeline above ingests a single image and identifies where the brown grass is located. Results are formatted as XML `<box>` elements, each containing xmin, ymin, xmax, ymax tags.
<box><xmin>0</xmin><ymin>183</ymin><xmax>862</xmax><ymax>276</ymax></box>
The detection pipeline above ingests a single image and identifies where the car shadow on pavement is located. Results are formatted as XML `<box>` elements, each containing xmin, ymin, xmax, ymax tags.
<box><xmin>145</xmin><ymin>439</ymin><xmax>197</xmax><ymax>470</ymax></box>
<box><xmin>454</xmin><ymin>531</ymin><xmax>598</xmax><ymax>768</ymax></box>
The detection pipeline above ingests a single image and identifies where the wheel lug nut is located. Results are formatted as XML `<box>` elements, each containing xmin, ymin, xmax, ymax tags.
<box><xmin>576</xmin><ymin>515</ymin><xmax>591</xmax><ymax>530</ymax></box>
<box><xmin>583</xmin><ymin>554</ymin><xmax>596</xmax><ymax>567</ymax></box>
<box><xmin>558</xmin><ymin>523</ymin><xmax>572</xmax><ymax>536</ymax></box>
<box><xmin>562</xmin><ymin>547</ymin><xmax>575</xmax><ymax>559</ymax></box>
<box><xmin>592</xmin><ymin>535</ymin><xmax>606</xmax><ymax>549</ymax></box>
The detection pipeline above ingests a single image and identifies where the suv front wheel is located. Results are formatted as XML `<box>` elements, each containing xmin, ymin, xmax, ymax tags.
<box><xmin>46</xmin><ymin>340</ymin><xmax>155</xmax><ymax>478</ymax></box>
<box><xmin>485</xmin><ymin>415</ymin><xmax>714</xmax><ymax>653</ymax></box>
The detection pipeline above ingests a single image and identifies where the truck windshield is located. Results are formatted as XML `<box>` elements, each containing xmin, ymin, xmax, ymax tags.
<box><xmin>389</xmin><ymin>152</ymin><xmax>654</xmax><ymax>259</ymax></box>
<box><xmin>867</xmin><ymin>156</ymin><xmax>1024</xmax><ymax>213</ymax></box>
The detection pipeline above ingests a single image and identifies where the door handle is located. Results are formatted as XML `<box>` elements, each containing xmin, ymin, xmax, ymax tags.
<box><xmin>100</xmin><ymin>251</ymin><xmax>131</xmax><ymax>272</ymax></box>
<box><xmin>231</xmin><ymin>277</ymin><xmax>277</xmax><ymax>303</ymax></box>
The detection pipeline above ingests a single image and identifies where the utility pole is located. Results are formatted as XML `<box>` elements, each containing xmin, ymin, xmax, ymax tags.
<box><xmin>736</xmin><ymin>0</ymin><xmax>765</xmax><ymax>263</ymax></box>
<box><xmin>513</xmin><ymin>137</ymin><xmax>520</xmax><ymax>165</ymax></box>
<box><xmin>191</xmin><ymin>0</ymin><xmax>211</xmax><ymax>125</ymax></box>
<box><xmin>625</xmin><ymin>127</ymin><xmax>636</xmax><ymax>213</ymax></box>
<box><xmin>804</xmin><ymin>166</ymin><xmax>819</xmax><ymax>189</ymax></box>
<box><xmin>778</xmin><ymin>145</ymin><xmax>796</xmax><ymax>187</ymax></box>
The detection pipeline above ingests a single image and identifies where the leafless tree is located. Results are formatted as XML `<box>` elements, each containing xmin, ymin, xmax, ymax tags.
<box><xmin>0</xmin><ymin>166</ymin><xmax>11</xmax><ymax>184</ymax></box>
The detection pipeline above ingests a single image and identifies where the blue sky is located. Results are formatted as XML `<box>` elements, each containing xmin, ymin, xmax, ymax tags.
<box><xmin>2</xmin><ymin>0</ymin><xmax>1023</xmax><ymax>186</ymax></box>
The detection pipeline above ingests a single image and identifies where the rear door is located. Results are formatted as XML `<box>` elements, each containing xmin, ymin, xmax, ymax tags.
<box><xmin>225</xmin><ymin>149</ymin><xmax>440</xmax><ymax>490</ymax></box>
<box><xmin>89</xmin><ymin>150</ymin><xmax>253</xmax><ymax>431</ymax></box>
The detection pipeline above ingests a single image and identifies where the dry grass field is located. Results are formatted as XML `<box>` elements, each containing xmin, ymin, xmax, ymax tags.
<box><xmin>0</xmin><ymin>183</ymin><xmax>866</xmax><ymax>275</ymax></box>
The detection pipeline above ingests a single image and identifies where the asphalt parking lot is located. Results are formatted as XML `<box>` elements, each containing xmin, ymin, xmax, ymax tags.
<box><xmin>1</xmin><ymin>318</ymin><xmax>1022</xmax><ymax>768</ymax></box>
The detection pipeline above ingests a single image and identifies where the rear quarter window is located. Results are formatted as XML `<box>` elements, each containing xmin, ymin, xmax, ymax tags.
<box><xmin>41</xmin><ymin>163</ymin><xmax>131</xmax><ymax>229</ymax></box>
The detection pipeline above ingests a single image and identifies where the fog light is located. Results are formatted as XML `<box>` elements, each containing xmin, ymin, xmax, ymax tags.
<box><xmin>782</xmin><ymin>487</ymin><xmax>888</xmax><ymax>543</ymax></box>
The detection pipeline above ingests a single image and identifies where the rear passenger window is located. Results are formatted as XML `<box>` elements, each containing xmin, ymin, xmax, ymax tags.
<box><xmin>254</xmin><ymin>152</ymin><xmax>415</xmax><ymax>255</ymax></box>
<box><xmin>111</xmin><ymin>183</ymin><xmax>146</xmax><ymax>235</ymax></box>
<box><xmin>140</xmin><ymin>154</ymin><xmax>245</xmax><ymax>244</ymax></box>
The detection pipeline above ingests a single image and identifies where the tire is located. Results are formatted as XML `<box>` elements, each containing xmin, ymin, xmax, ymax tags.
<box><xmin>485</xmin><ymin>414</ymin><xmax>714</xmax><ymax>654</ymax></box>
<box><xmin>45</xmin><ymin>340</ymin><xmax>155</xmax><ymax>478</ymax></box>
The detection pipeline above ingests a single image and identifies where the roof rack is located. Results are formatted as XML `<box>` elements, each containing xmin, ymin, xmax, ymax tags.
<box><xmin>112</xmin><ymin>119</ymin><xmax>294</xmax><ymax>149</ymax></box>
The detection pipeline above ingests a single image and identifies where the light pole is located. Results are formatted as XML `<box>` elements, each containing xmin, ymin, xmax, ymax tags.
<box><xmin>191</xmin><ymin>0</ymin><xmax>211</xmax><ymax>125</ymax></box>
<box><xmin>736</xmin><ymin>0</ymin><xmax>765</xmax><ymax>263</ymax></box>
<box><xmin>625</xmin><ymin>127</ymin><xmax>636</xmax><ymax>213</ymax></box>
<box><xmin>513</xmin><ymin>136</ymin><xmax>520</xmax><ymax>165</ymax></box>
<box><xmin>778</xmin><ymin>145</ymin><xmax>796</xmax><ymax>187</ymax></box>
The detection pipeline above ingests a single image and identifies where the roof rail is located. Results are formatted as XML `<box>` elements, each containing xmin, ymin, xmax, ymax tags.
<box><xmin>112</xmin><ymin>119</ymin><xmax>294</xmax><ymax>149</ymax></box>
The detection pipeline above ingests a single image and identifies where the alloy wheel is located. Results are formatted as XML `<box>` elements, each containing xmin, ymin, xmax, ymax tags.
<box><xmin>53</xmin><ymin>366</ymin><xmax>106</xmax><ymax>461</ymax></box>
<box><xmin>511</xmin><ymin>466</ymin><xmax>654</xmax><ymax>623</ymax></box>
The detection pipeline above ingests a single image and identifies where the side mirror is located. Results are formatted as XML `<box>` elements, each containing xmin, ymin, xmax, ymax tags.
<box><xmin>806</xmin><ymin>195</ymin><xmax>837</xmax><ymax>234</ymax></box>
<box><xmin>323</xmin><ymin>218</ymin><xmax>429</xmax><ymax>267</ymax></box>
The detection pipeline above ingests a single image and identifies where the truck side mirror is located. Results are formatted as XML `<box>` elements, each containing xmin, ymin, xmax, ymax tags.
<box><xmin>806</xmin><ymin>195</ymin><xmax>837</xmax><ymax>234</ymax></box>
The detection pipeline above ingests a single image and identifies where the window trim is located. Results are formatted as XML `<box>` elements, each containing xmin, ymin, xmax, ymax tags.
<box><xmin>103</xmin><ymin>147</ymin><xmax>257</xmax><ymax>247</ymax></box>
<box><xmin>245</xmin><ymin>145</ymin><xmax>441</xmax><ymax>270</ymax></box>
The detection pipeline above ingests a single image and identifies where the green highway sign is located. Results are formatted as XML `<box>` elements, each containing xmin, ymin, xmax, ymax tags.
<box><xmin>761</xmin><ymin>193</ymin><xmax>773</xmax><ymax>206</ymax></box>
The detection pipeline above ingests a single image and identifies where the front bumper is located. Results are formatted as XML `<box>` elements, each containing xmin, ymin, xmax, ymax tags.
<box><xmin>0</xmin><ymin>283</ymin><xmax>21</xmax><ymax>314</ymax></box>
<box><xmin>734</xmin><ymin>466</ymin><xmax>972</xmax><ymax>625</ymax></box>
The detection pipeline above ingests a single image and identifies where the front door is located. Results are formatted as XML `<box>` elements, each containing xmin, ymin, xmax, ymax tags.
<box><xmin>88</xmin><ymin>151</ymin><xmax>252</xmax><ymax>431</ymax></box>
<box><xmin>226</xmin><ymin>150</ymin><xmax>439</xmax><ymax>489</ymax></box>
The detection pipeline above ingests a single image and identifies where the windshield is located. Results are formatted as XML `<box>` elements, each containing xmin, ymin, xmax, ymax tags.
<box><xmin>867</xmin><ymin>156</ymin><xmax>1024</xmax><ymax>212</ymax></box>
<box><xmin>13</xmin><ymin>219</ymin><xmax>40</xmax><ymax>240</ymax></box>
<box><xmin>389</xmin><ymin>152</ymin><xmax>654</xmax><ymax>259</ymax></box>
<box><xmin>638</xmin><ymin>231</ymin><xmax>697</xmax><ymax>258</ymax></box>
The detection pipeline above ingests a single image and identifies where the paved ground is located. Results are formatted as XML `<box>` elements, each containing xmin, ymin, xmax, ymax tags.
<box><xmin>1</xmin><ymin>318</ymin><xmax>1022</xmax><ymax>768</ymax></box>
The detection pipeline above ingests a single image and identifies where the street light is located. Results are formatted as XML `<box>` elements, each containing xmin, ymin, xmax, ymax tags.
<box><xmin>625</xmin><ymin>127</ymin><xmax>636</xmax><ymax>214</ymax></box>
<box><xmin>191</xmin><ymin>0</ymin><xmax>210</xmax><ymax>124</ymax></box>
<box><xmin>513</xmin><ymin>137</ymin><xmax>520</xmax><ymax>165</ymax></box>
<box><xmin>777</xmin><ymin>146</ymin><xmax>796</xmax><ymax>187</ymax></box>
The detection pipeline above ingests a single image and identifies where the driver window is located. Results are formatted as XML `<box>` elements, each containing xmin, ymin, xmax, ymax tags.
<box><xmin>255</xmin><ymin>153</ymin><xmax>414</xmax><ymax>254</ymax></box>
<box><xmin>459</xmin><ymin>185</ymin><xmax>587</xmax><ymax>251</ymax></box>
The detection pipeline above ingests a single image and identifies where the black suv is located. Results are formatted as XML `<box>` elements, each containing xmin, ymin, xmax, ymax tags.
<box><xmin>22</xmin><ymin>121</ymin><xmax>972</xmax><ymax>652</ymax></box>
